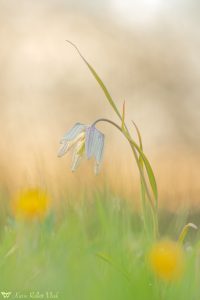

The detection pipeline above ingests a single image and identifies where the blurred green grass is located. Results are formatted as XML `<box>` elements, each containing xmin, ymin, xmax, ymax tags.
<box><xmin>0</xmin><ymin>188</ymin><xmax>199</xmax><ymax>300</ymax></box>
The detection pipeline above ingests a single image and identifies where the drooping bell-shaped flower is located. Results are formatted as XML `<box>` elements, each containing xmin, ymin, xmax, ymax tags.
<box><xmin>58</xmin><ymin>122</ymin><xmax>104</xmax><ymax>174</ymax></box>
<box><xmin>85</xmin><ymin>125</ymin><xmax>105</xmax><ymax>174</ymax></box>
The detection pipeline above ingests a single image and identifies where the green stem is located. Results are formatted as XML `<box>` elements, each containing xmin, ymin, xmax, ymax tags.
<box><xmin>92</xmin><ymin>118</ymin><xmax>159</xmax><ymax>238</ymax></box>
<box><xmin>67</xmin><ymin>41</ymin><xmax>159</xmax><ymax>237</ymax></box>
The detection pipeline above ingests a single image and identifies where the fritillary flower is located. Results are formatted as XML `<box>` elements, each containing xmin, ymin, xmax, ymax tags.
<box><xmin>58</xmin><ymin>122</ymin><xmax>104</xmax><ymax>174</ymax></box>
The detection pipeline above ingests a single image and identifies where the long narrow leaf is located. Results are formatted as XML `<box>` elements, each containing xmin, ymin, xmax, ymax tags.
<box><xmin>132</xmin><ymin>121</ymin><xmax>143</xmax><ymax>151</ymax></box>
<box><xmin>121</xmin><ymin>101</ymin><xmax>126</xmax><ymax>130</ymax></box>
<box><xmin>132</xmin><ymin>120</ymin><xmax>144</xmax><ymax>166</ymax></box>
<box><xmin>129</xmin><ymin>138</ymin><xmax>158</xmax><ymax>208</ymax></box>
<box><xmin>96</xmin><ymin>252</ymin><xmax>131</xmax><ymax>281</ymax></box>
<box><xmin>178</xmin><ymin>223</ymin><xmax>198</xmax><ymax>244</ymax></box>
<box><xmin>66</xmin><ymin>40</ymin><xmax>121</xmax><ymax>119</ymax></box>
<box><xmin>131</xmin><ymin>121</ymin><xmax>151</xmax><ymax>233</ymax></box>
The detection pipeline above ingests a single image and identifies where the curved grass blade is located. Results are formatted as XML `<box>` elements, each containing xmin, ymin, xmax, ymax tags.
<box><xmin>178</xmin><ymin>223</ymin><xmax>198</xmax><ymax>244</ymax></box>
<box><xmin>132</xmin><ymin>121</ymin><xmax>143</xmax><ymax>152</ymax></box>
<box><xmin>96</xmin><ymin>252</ymin><xmax>131</xmax><ymax>282</ymax></box>
<box><xmin>131</xmin><ymin>121</ymin><xmax>150</xmax><ymax>233</ymax></box>
<box><xmin>129</xmin><ymin>137</ymin><xmax>158</xmax><ymax>208</ymax></box>
<box><xmin>121</xmin><ymin>101</ymin><xmax>125</xmax><ymax>130</ymax></box>
<box><xmin>66</xmin><ymin>40</ymin><xmax>121</xmax><ymax>120</ymax></box>
<box><xmin>132</xmin><ymin>120</ymin><xmax>144</xmax><ymax>166</ymax></box>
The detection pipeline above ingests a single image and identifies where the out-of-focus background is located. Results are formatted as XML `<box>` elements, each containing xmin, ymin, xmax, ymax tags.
<box><xmin>0</xmin><ymin>0</ymin><xmax>199</xmax><ymax>210</ymax></box>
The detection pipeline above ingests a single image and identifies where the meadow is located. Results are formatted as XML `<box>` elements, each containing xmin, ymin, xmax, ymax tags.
<box><xmin>0</xmin><ymin>40</ymin><xmax>199</xmax><ymax>300</ymax></box>
<box><xmin>0</xmin><ymin>188</ymin><xmax>199</xmax><ymax>300</ymax></box>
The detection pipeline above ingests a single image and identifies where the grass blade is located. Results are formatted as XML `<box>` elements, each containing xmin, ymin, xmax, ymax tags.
<box><xmin>96</xmin><ymin>252</ymin><xmax>131</xmax><ymax>282</ymax></box>
<box><xmin>129</xmin><ymin>138</ymin><xmax>158</xmax><ymax>208</ymax></box>
<box><xmin>132</xmin><ymin>121</ymin><xmax>143</xmax><ymax>152</ymax></box>
<box><xmin>121</xmin><ymin>101</ymin><xmax>126</xmax><ymax>130</ymax></box>
<box><xmin>178</xmin><ymin>223</ymin><xmax>198</xmax><ymax>244</ymax></box>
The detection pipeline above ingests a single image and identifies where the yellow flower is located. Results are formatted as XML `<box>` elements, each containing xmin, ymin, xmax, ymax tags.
<box><xmin>13</xmin><ymin>188</ymin><xmax>50</xmax><ymax>220</ymax></box>
<box><xmin>148</xmin><ymin>239</ymin><xmax>184</xmax><ymax>281</ymax></box>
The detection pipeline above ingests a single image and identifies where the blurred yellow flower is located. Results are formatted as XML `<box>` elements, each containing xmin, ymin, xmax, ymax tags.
<box><xmin>13</xmin><ymin>188</ymin><xmax>50</xmax><ymax>220</ymax></box>
<box><xmin>148</xmin><ymin>239</ymin><xmax>184</xmax><ymax>281</ymax></box>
